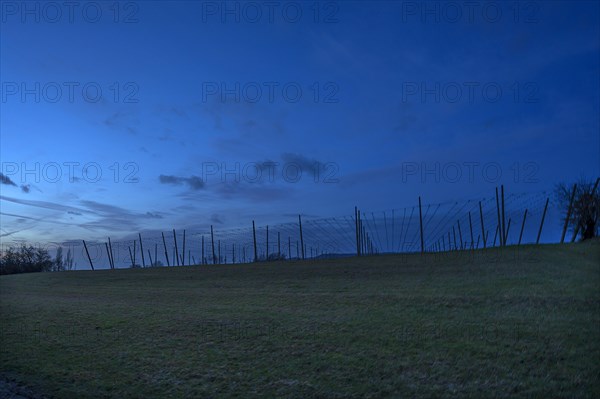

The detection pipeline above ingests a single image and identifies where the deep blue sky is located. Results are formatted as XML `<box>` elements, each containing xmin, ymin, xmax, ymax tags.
<box><xmin>1</xmin><ymin>1</ymin><xmax>599</xmax><ymax>247</ymax></box>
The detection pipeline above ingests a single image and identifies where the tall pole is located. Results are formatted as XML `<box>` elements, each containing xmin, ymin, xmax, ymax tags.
<box><xmin>105</xmin><ymin>243</ymin><xmax>112</xmax><ymax>269</ymax></box>
<box><xmin>108</xmin><ymin>237</ymin><xmax>115</xmax><ymax>269</ymax></box>
<box><xmin>173</xmin><ymin>229</ymin><xmax>180</xmax><ymax>266</ymax></box>
<box><xmin>128</xmin><ymin>246</ymin><xmax>134</xmax><ymax>268</ymax></box>
<box><xmin>518</xmin><ymin>209</ymin><xmax>528</xmax><ymax>245</ymax></box>
<box><xmin>504</xmin><ymin>218</ymin><xmax>512</xmax><ymax>245</ymax></box>
<box><xmin>252</xmin><ymin>221</ymin><xmax>258</xmax><ymax>262</ymax></box>
<box><xmin>138</xmin><ymin>233</ymin><xmax>145</xmax><ymax>268</ymax></box>
<box><xmin>495</xmin><ymin>187</ymin><xmax>502</xmax><ymax>247</ymax></box>
<box><xmin>82</xmin><ymin>240</ymin><xmax>94</xmax><ymax>270</ymax></box>
<box><xmin>211</xmin><ymin>225</ymin><xmax>216</xmax><ymax>264</ymax></box>
<box><xmin>501</xmin><ymin>185</ymin><xmax>506</xmax><ymax>247</ymax></box>
<box><xmin>457</xmin><ymin>220</ymin><xmax>463</xmax><ymax>250</ymax></box>
<box><xmin>147</xmin><ymin>249</ymin><xmax>153</xmax><ymax>266</ymax></box>
<box><xmin>182</xmin><ymin>230</ymin><xmax>186</xmax><ymax>266</ymax></box>
<box><xmin>299</xmin><ymin>215</ymin><xmax>305</xmax><ymax>259</ymax></box>
<box><xmin>355</xmin><ymin>206</ymin><xmax>360</xmax><ymax>256</ymax></box>
<box><xmin>468</xmin><ymin>211</ymin><xmax>474</xmax><ymax>249</ymax></box>
<box><xmin>162</xmin><ymin>232</ymin><xmax>169</xmax><ymax>266</ymax></box>
<box><xmin>479</xmin><ymin>201</ymin><xmax>486</xmax><ymax>249</ymax></box>
<box><xmin>561</xmin><ymin>184</ymin><xmax>577</xmax><ymax>243</ymax></box>
<box><xmin>133</xmin><ymin>240</ymin><xmax>136</xmax><ymax>266</ymax></box>
<box><xmin>536</xmin><ymin>198</ymin><xmax>549</xmax><ymax>244</ymax></box>
<box><xmin>418</xmin><ymin>196</ymin><xmax>424</xmax><ymax>254</ymax></box>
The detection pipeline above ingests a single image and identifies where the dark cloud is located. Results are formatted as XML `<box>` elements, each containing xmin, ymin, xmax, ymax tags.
<box><xmin>210</xmin><ymin>213</ymin><xmax>224</xmax><ymax>224</ymax></box>
<box><xmin>0</xmin><ymin>173</ymin><xmax>17</xmax><ymax>187</ymax></box>
<box><xmin>159</xmin><ymin>175</ymin><xmax>205</xmax><ymax>190</ymax></box>
<box><xmin>281</xmin><ymin>153</ymin><xmax>325</xmax><ymax>177</ymax></box>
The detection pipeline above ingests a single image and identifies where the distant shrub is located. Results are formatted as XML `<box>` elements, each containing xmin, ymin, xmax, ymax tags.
<box><xmin>0</xmin><ymin>245</ymin><xmax>54</xmax><ymax>275</ymax></box>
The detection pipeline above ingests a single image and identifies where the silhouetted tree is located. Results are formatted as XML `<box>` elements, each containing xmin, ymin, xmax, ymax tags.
<box><xmin>555</xmin><ymin>178</ymin><xmax>600</xmax><ymax>241</ymax></box>
<box><xmin>0</xmin><ymin>245</ymin><xmax>53</xmax><ymax>275</ymax></box>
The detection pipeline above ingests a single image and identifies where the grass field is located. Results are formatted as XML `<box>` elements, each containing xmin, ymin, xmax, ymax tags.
<box><xmin>1</xmin><ymin>242</ymin><xmax>599</xmax><ymax>398</ymax></box>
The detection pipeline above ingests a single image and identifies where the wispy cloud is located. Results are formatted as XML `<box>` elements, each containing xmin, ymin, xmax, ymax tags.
<box><xmin>159</xmin><ymin>175</ymin><xmax>205</xmax><ymax>190</ymax></box>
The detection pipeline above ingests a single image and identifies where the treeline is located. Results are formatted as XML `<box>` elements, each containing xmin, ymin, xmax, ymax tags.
<box><xmin>0</xmin><ymin>245</ymin><xmax>74</xmax><ymax>275</ymax></box>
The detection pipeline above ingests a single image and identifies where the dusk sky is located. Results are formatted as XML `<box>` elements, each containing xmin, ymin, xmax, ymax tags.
<box><xmin>1</xmin><ymin>1</ymin><xmax>599</xmax><ymax>258</ymax></box>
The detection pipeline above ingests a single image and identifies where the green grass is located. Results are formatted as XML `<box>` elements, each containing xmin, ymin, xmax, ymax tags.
<box><xmin>1</xmin><ymin>242</ymin><xmax>599</xmax><ymax>398</ymax></box>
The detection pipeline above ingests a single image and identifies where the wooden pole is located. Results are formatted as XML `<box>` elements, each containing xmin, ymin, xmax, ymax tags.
<box><xmin>501</xmin><ymin>185</ymin><xmax>506</xmax><ymax>247</ymax></box>
<box><xmin>299</xmin><ymin>215</ymin><xmax>305</xmax><ymax>259</ymax></box>
<box><xmin>493</xmin><ymin>225</ymin><xmax>498</xmax><ymax>247</ymax></box>
<box><xmin>561</xmin><ymin>184</ymin><xmax>577</xmax><ymax>243</ymax></box>
<box><xmin>252</xmin><ymin>221</ymin><xmax>258</xmax><ymax>262</ymax></box>
<box><xmin>457</xmin><ymin>220</ymin><xmax>463</xmax><ymax>250</ymax></box>
<box><xmin>495</xmin><ymin>187</ymin><xmax>502</xmax><ymax>247</ymax></box>
<box><xmin>162</xmin><ymin>232</ymin><xmax>170</xmax><ymax>266</ymax></box>
<box><xmin>504</xmin><ymin>218</ymin><xmax>512</xmax><ymax>245</ymax></box>
<box><xmin>128</xmin><ymin>246</ymin><xmax>134</xmax><ymax>268</ymax></box>
<box><xmin>479</xmin><ymin>201</ymin><xmax>486</xmax><ymax>249</ymax></box>
<box><xmin>138</xmin><ymin>233</ymin><xmax>145</xmax><ymax>268</ymax></box>
<box><xmin>132</xmin><ymin>240</ymin><xmax>136</xmax><ymax>267</ymax></box>
<box><xmin>211</xmin><ymin>225</ymin><xmax>216</xmax><ymax>265</ymax></box>
<box><xmin>173</xmin><ymin>229</ymin><xmax>180</xmax><ymax>266</ymax></box>
<box><xmin>418</xmin><ymin>196</ymin><xmax>424</xmax><ymax>254</ymax></box>
<box><xmin>108</xmin><ymin>237</ymin><xmax>115</xmax><ymax>269</ymax></box>
<box><xmin>104</xmin><ymin>243</ymin><xmax>112</xmax><ymax>269</ymax></box>
<box><xmin>468</xmin><ymin>211</ymin><xmax>474</xmax><ymax>249</ymax></box>
<box><xmin>518</xmin><ymin>209</ymin><xmax>528</xmax><ymax>245</ymax></box>
<box><xmin>182</xmin><ymin>229</ymin><xmax>186</xmax><ymax>266</ymax></box>
<box><xmin>82</xmin><ymin>240</ymin><xmax>94</xmax><ymax>270</ymax></box>
<box><xmin>536</xmin><ymin>198</ymin><xmax>549</xmax><ymax>244</ymax></box>
<box><xmin>355</xmin><ymin>206</ymin><xmax>360</xmax><ymax>256</ymax></box>
<box><xmin>147</xmin><ymin>249</ymin><xmax>153</xmax><ymax>266</ymax></box>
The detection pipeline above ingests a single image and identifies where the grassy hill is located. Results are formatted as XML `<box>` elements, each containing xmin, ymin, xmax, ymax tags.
<box><xmin>1</xmin><ymin>242</ymin><xmax>599</xmax><ymax>398</ymax></box>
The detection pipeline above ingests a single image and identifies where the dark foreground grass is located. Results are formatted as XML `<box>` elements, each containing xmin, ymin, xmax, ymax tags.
<box><xmin>1</xmin><ymin>242</ymin><xmax>599</xmax><ymax>398</ymax></box>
